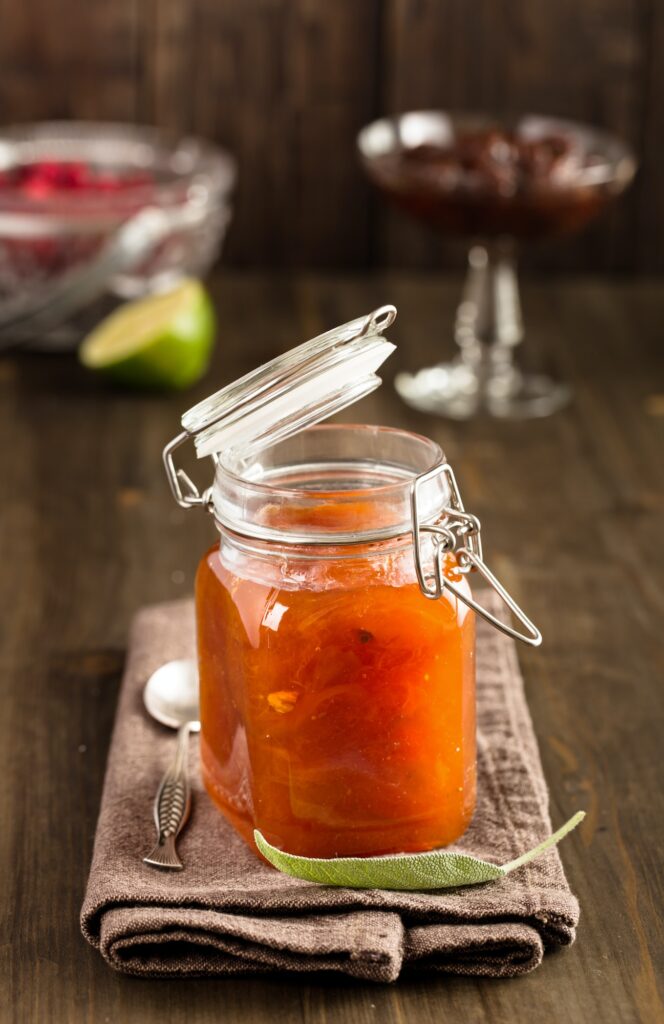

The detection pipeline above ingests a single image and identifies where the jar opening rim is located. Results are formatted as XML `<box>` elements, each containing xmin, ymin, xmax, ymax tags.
<box><xmin>215</xmin><ymin>423</ymin><xmax>445</xmax><ymax>500</ymax></box>
<box><xmin>212</xmin><ymin>423</ymin><xmax>448</xmax><ymax>545</ymax></box>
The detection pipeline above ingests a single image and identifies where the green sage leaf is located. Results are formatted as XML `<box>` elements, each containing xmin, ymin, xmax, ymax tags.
<box><xmin>254</xmin><ymin>811</ymin><xmax>585</xmax><ymax>891</ymax></box>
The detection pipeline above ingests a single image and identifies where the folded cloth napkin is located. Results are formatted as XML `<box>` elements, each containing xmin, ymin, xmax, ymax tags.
<box><xmin>81</xmin><ymin>594</ymin><xmax>580</xmax><ymax>982</ymax></box>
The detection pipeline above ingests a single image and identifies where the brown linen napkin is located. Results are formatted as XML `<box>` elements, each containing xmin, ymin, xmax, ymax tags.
<box><xmin>81</xmin><ymin>594</ymin><xmax>580</xmax><ymax>982</ymax></box>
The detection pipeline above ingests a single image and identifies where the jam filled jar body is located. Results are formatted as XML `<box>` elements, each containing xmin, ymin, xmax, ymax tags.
<box><xmin>195</xmin><ymin>425</ymin><xmax>476</xmax><ymax>859</ymax></box>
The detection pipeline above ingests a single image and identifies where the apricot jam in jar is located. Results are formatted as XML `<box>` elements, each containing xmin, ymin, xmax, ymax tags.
<box><xmin>164</xmin><ymin>306</ymin><xmax>541</xmax><ymax>860</ymax></box>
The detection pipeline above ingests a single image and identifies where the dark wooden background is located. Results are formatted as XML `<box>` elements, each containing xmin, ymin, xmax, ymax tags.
<box><xmin>0</xmin><ymin>0</ymin><xmax>661</xmax><ymax>273</ymax></box>
<box><xmin>2</xmin><ymin>271</ymin><xmax>663</xmax><ymax>1022</ymax></box>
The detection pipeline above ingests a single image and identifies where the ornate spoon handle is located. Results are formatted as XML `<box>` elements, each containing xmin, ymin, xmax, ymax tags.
<box><xmin>143</xmin><ymin>721</ymin><xmax>194</xmax><ymax>870</ymax></box>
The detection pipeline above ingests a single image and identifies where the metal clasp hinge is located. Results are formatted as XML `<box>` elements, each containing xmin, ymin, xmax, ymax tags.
<box><xmin>411</xmin><ymin>464</ymin><xmax>542</xmax><ymax>647</ymax></box>
<box><xmin>162</xmin><ymin>431</ymin><xmax>214</xmax><ymax>511</ymax></box>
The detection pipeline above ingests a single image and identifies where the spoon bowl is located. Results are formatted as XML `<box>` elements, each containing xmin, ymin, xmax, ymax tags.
<box><xmin>143</xmin><ymin>658</ymin><xmax>200</xmax><ymax>732</ymax></box>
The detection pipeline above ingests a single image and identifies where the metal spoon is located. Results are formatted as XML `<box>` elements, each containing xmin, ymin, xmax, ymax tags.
<box><xmin>142</xmin><ymin>658</ymin><xmax>200</xmax><ymax>871</ymax></box>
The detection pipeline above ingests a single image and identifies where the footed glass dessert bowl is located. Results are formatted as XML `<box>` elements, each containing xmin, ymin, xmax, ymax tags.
<box><xmin>358</xmin><ymin>112</ymin><xmax>636</xmax><ymax>419</ymax></box>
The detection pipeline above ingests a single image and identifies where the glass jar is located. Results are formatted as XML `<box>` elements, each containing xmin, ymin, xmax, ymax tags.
<box><xmin>164</xmin><ymin>305</ymin><xmax>540</xmax><ymax>860</ymax></box>
<box><xmin>196</xmin><ymin>424</ymin><xmax>476</xmax><ymax>858</ymax></box>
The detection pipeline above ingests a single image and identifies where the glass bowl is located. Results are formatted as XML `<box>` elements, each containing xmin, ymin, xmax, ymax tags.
<box><xmin>358</xmin><ymin>112</ymin><xmax>636</xmax><ymax>419</ymax></box>
<box><xmin>0</xmin><ymin>121</ymin><xmax>236</xmax><ymax>305</ymax></box>
<box><xmin>358</xmin><ymin>112</ymin><xmax>636</xmax><ymax>241</ymax></box>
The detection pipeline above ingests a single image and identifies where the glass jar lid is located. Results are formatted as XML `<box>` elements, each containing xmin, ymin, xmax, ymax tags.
<box><xmin>180</xmin><ymin>305</ymin><xmax>397</xmax><ymax>460</ymax></box>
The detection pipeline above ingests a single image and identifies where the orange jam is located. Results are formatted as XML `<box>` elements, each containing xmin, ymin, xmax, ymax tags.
<box><xmin>196</xmin><ymin>496</ymin><xmax>476</xmax><ymax>860</ymax></box>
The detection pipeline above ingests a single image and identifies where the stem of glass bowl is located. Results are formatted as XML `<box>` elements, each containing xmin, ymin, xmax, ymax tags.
<box><xmin>394</xmin><ymin>240</ymin><xmax>572</xmax><ymax>420</ymax></box>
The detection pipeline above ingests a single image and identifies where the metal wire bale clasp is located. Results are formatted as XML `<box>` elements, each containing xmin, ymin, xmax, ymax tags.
<box><xmin>163</xmin><ymin>431</ymin><xmax>215</xmax><ymax>511</ymax></box>
<box><xmin>410</xmin><ymin>464</ymin><xmax>542</xmax><ymax>647</ymax></box>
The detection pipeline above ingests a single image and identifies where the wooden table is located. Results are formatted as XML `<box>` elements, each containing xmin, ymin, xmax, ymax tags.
<box><xmin>2</xmin><ymin>273</ymin><xmax>662</xmax><ymax>1023</ymax></box>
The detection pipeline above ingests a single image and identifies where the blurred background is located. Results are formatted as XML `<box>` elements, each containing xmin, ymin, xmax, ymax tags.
<box><xmin>0</xmin><ymin>0</ymin><xmax>658</xmax><ymax>276</ymax></box>
<box><xmin>3</xmin><ymin>9</ymin><xmax>664</xmax><ymax>1020</ymax></box>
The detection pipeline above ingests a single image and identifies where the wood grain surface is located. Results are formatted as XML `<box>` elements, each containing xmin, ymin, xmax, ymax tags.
<box><xmin>0</xmin><ymin>0</ymin><xmax>659</xmax><ymax>272</ymax></box>
<box><xmin>1</xmin><ymin>272</ymin><xmax>663</xmax><ymax>1022</ymax></box>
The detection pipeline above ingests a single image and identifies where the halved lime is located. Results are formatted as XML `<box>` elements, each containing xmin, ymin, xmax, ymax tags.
<box><xmin>79</xmin><ymin>279</ymin><xmax>216</xmax><ymax>390</ymax></box>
